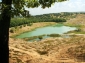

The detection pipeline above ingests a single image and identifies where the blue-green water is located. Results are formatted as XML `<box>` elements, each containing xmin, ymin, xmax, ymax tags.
<box><xmin>16</xmin><ymin>24</ymin><xmax>77</xmax><ymax>38</ymax></box>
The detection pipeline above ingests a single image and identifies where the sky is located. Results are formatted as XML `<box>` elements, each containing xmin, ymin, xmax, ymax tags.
<box><xmin>26</xmin><ymin>0</ymin><xmax>85</xmax><ymax>15</ymax></box>
<box><xmin>0</xmin><ymin>0</ymin><xmax>85</xmax><ymax>15</ymax></box>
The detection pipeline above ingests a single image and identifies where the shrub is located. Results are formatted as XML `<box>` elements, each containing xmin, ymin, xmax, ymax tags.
<box><xmin>27</xmin><ymin>23</ymin><xmax>32</xmax><ymax>26</ymax></box>
<box><xmin>10</xmin><ymin>27</ymin><xmax>15</xmax><ymax>33</ymax></box>
<box><xmin>36</xmin><ymin>50</ymin><xmax>48</xmax><ymax>55</ymax></box>
<box><xmin>47</xmin><ymin>34</ymin><xmax>60</xmax><ymax>37</ymax></box>
<box><xmin>19</xmin><ymin>25</ymin><xmax>22</xmax><ymax>28</ymax></box>
<box><xmin>75</xmin><ymin>28</ymin><xmax>81</xmax><ymax>32</ymax></box>
<box><xmin>38</xmin><ymin>36</ymin><xmax>43</xmax><ymax>40</ymax></box>
<box><xmin>23</xmin><ymin>24</ymin><xmax>26</xmax><ymax>27</ymax></box>
<box><xmin>14</xmin><ymin>26</ymin><xmax>18</xmax><ymax>29</ymax></box>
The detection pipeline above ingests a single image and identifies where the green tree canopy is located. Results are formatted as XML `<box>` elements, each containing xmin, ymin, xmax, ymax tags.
<box><xmin>0</xmin><ymin>0</ymin><xmax>67</xmax><ymax>17</ymax></box>
<box><xmin>0</xmin><ymin>0</ymin><xmax>68</xmax><ymax>63</ymax></box>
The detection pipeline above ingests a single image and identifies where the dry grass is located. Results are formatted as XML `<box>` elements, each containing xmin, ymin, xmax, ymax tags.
<box><xmin>9</xmin><ymin>14</ymin><xmax>85</xmax><ymax>63</ymax></box>
<box><xmin>9</xmin><ymin>35</ymin><xmax>85</xmax><ymax>63</ymax></box>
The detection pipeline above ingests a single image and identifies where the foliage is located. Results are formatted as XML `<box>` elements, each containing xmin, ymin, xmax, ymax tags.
<box><xmin>10</xmin><ymin>18</ymin><xmax>29</xmax><ymax>27</ymax></box>
<box><xmin>10</xmin><ymin>12</ymin><xmax>85</xmax><ymax>28</ymax></box>
<box><xmin>47</xmin><ymin>34</ymin><xmax>61</xmax><ymax>37</ymax></box>
<box><xmin>10</xmin><ymin>18</ymin><xmax>66</xmax><ymax>27</ymax></box>
<box><xmin>38</xmin><ymin>36</ymin><xmax>43</xmax><ymax>40</ymax></box>
<box><xmin>23</xmin><ymin>24</ymin><xmax>26</xmax><ymax>27</ymax></box>
<box><xmin>10</xmin><ymin>12</ymin><xmax>69</xmax><ymax>27</ymax></box>
<box><xmin>0</xmin><ymin>0</ymin><xmax>68</xmax><ymax>17</ymax></box>
<box><xmin>36</xmin><ymin>50</ymin><xmax>48</xmax><ymax>55</ymax></box>
<box><xmin>19</xmin><ymin>25</ymin><xmax>22</xmax><ymax>28</ymax></box>
<box><xmin>75</xmin><ymin>28</ymin><xmax>81</xmax><ymax>32</ymax></box>
<box><xmin>9</xmin><ymin>27</ymin><xmax>15</xmax><ymax>33</ymax></box>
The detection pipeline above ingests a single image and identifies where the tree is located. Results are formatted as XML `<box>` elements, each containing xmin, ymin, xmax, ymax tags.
<box><xmin>0</xmin><ymin>0</ymin><xmax>67</xmax><ymax>63</ymax></box>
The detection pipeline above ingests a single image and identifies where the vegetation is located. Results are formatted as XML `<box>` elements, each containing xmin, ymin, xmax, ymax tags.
<box><xmin>0</xmin><ymin>0</ymin><xmax>85</xmax><ymax>62</ymax></box>
<box><xmin>38</xmin><ymin>36</ymin><xmax>43</xmax><ymax>40</ymax></box>
<box><xmin>64</xmin><ymin>14</ymin><xmax>85</xmax><ymax>34</ymax></box>
<box><xmin>9</xmin><ymin>34</ymin><xmax>85</xmax><ymax>63</ymax></box>
<box><xmin>10</xmin><ymin>18</ymin><xmax>32</xmax><ymax>27</ymax></box>
<box><xmin>36</xmin><ymin>50</ymin><xmax>48</xmax><ymax>55</ymax></box>
<box><xmin>10</xmin><ymin>12</ymin><xmax>85</xmax><ymax>28</ymax></box>
<box><xmin>47</xmin><ymin>34</ymin><xmax>61</xmax><ymax>37</ymax></box>
<box><xmin>23</xmin><ymin>36</ymin><xmax>38</xmax><ymax>41</ymax></box>
<box><xmin>0</xmin><ymin>0</ymin><xmax>68</xmax><ymax>63</ymax></box>
<box><xmin>22</xmin><ymin>34</ymin><xmax>47</xmax><ymax>41</ymax></box>
<box><xmin>10</xmin><ymin>17</ymin><xmax>66</xmax><ymax>27</ymax></box>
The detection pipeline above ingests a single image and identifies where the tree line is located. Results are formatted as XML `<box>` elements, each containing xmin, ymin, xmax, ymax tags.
<box><xmin>10</xmin><ymin>17</ymin><xmax>66</xmax><ymax>27</ymax></box>
<box><xmin>10</xmin><ymin>12</ymin><xmax>85</xmax><ymax>28</ymax></box>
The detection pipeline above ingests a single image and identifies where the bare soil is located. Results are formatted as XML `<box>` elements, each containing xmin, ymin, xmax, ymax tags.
<box><xmin>9</xmin><ymin>35</ymin><xmax>85</xmax><ymax>63</ymax></box>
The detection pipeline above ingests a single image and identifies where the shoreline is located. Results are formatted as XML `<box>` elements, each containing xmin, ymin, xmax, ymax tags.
<box><xmin>9</xmin><ymin>22</ymin><xmax>56</xmax><ymax>38</ymax></box>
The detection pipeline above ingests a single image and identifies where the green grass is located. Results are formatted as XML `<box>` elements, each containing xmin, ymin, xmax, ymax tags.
<box><xmin>74</xmin><ymin>31</ymin><xmax>85</xmax><ymax>34</ymax></box>
<box><xmin>47</xmin><ymin>34</ymin><xmax>61</xmax><ymax>37</ymax></box>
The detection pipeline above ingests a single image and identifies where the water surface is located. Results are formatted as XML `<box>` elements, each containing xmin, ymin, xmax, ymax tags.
<box><xmin>16</xmin><ymin>24</ymin><xmax>76</xmax><ymax>38</ymax></box>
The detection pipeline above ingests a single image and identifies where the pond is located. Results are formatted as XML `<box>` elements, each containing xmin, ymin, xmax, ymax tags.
<box><xmin>16</xmin><ymin>24</ymin><xmax>77</xmax><ymax>39</ymax></box>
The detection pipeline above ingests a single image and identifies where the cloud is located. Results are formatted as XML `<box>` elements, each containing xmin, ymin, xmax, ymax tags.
<box><xmin>28</xmin><ymin>0</ymin><xmax>85</xmax><ymax>15</ymax></box>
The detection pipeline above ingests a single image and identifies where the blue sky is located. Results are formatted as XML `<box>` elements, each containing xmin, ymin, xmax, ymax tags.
<box><xmin>26</xmin><ymin>0</ymin><xmax>85</xmax><ymax>15</ymax></box>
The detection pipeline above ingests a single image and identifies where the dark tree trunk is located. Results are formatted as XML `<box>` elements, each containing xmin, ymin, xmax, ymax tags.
<box><xmin>0</xmin><ymin>0</ymin><xmax>12</xmax><ymax>63</ymax></box>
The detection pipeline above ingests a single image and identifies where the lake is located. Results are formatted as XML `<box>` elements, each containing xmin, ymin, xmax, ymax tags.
<box><xmin>16</xmin><ymin>24</ymin><xmax>77</xmax><ymax>39</ymax></box>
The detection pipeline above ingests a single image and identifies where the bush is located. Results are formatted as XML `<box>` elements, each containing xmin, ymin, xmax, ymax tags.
<box><xmin>36</xmin><ymin>50</ymin><xmax>48</xmax><ymax>55</ymax></box>
<box><xmin>47</xmin><ymin>34</ymin><xmax>60</xmax><ymax>37</ymax></box>
<box><xmin>23</xmin><ymin>24</ymin><xmax>26</xmax><ymax>27</ymax></box>
<box><xmin>27</xmin><ymin>23</ymin><xmax>33</xmax><ymax>26</ymax></box>
<box><xmin>19</xmin><ymin>25</ymin><xmax>22</xmax><ymax>28</ymax></box>
<box><xmin>38</xmin><ymin>36</ymin><xmax>43</xmax><ymax>40</ymax></box>
<box><xmin>10</xmin><ymin>27</ymin><xmax>15</xmax><ymax>33</ymax></box>
<box><xmin>75</xmin><ymin>28</ymin><xmax>81</xmax><ymax>32</ymax></box>
<box><xmin>14</xmin><ymin>26</ymin><xmax>18</xmax><ymax>29</ymax></box>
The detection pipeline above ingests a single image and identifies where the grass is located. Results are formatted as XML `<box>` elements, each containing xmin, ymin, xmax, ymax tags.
<box><xmin>64</xmin><ymin>23</ymin><xmax>85</xmax><ymax>34</ymax></box>
<box><xmin>47</xmin><ymin>34</ymin><xmax>61</xmax><ymax>37</ymax></box>
<box><xmin>64</xmin><ymin>14</ymin><xmax>85</xmax><ymax>34</ymax></box>
<box><xmin>9</xmin><ymin>14</ymin><xmax>85</xmax><ymax>63</ymax></box>
<box><xmin>65</xmin><ymin>30</ymin><xmax>85</xmax><ymax>34</ymax></box>
<box><xmin>23</xmin><ymin>35</ymin><xmax>46</xmax><ymax>41</ymax></box>
<box><xmin>74</xmin><ymin>31</ymin><xmax>85</xmax><ymax>34</ymax></box>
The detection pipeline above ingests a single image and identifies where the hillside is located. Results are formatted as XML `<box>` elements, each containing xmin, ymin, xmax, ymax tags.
<box><xmin>9</xmin><ymin>35</ymin><xmax>85</xmax><ymax>63</ymax></box>
<box><xmin>64</xmin><ymin>14</ymin><xmax>85</xmax><ymax>32</ymax></box>
<box><xmin>10</xmin><ymin>12</ymin><xmax>85</xmax><ymax>28</ymax></box>
<box><xmin>65</xmin><ymin>14</ymin><xmax>85</xmax><ymax>26</ymax></box>
<box><xmin>9</xmin><ymin>13</ymin><xmax>85</xmax><ymax>63</ymax></box>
